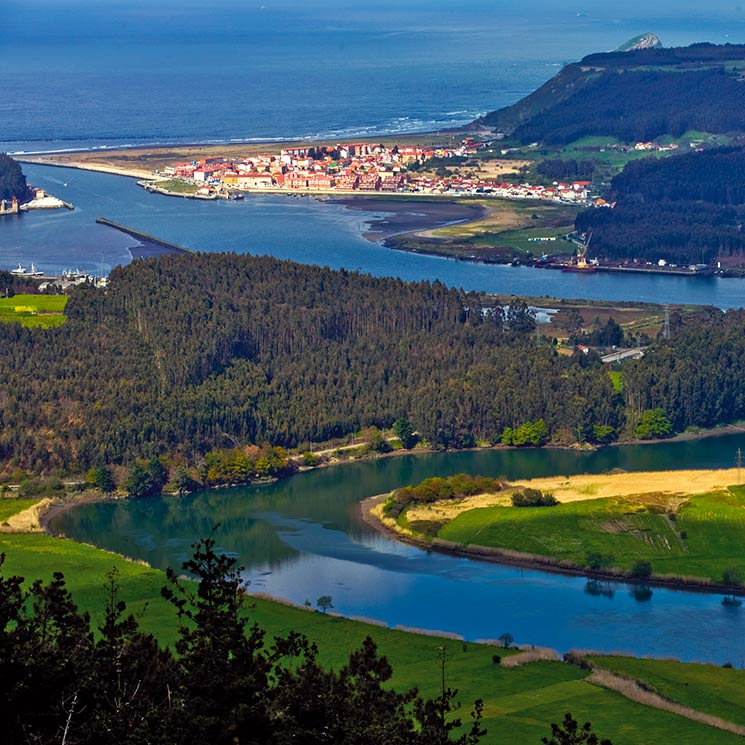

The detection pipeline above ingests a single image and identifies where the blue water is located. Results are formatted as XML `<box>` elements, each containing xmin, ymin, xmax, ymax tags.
<box><xmin>5</xmin><ymin>163</ymin><xmax>745</xmax><ymax>308</ymax></box>
<box><xmin>51</xmin><ymin>432</ymin><xmax>745</xmax><ymax>662</ymax></box>
<box><xmin>2</xmin><ymin>0</ymin><xmax>744</xmax><ymax>153</ymax></box>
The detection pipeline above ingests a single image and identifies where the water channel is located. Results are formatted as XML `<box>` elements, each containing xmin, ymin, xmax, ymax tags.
<box><xmin>3</xmin><ymin>163</ymin><xmax>745</xmax><ymax>308</ymax></box>
<box><xmin>51</xmin><ymin>432</ymin><xmax>745</xmax><ymax>664</ymax></box>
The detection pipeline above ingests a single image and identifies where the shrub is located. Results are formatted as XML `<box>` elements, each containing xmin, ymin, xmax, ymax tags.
<box><xmin>502</xmin><ymin>419</ymin><xmax>549</xmax><ymax>447</ymax></box>
<box><xmin>511</xmin><ymin>488</ymin><xmax>558</xmax><ymax>507</ymax></box>
<box><xmin>585</xmin><ymin>551</ymin><xmax>614</xmax><ymax>570</ymax></box>
<box><xmin>301</xmin><ymin>452</ymin><xmax>320</xmax><ymax>466</ymax></box>
<box><xmin>630</xmin><ymin>560</ymin><xmax>653</xmax><ymax>578</ymax></box>
<box><xmin>563</xmin><ymin>651</ymin><xmax>592</xmax><ymax>670</ymax></box>
<box><xmin>722</xmin><ymin>567</ymin><xmax>744</xmax><ymax>587</ymax></box>
<box><xmin>635</xmin><ymin>408</ymin><xmax>673</xmax><ymax>440</ymax></box>
<box><xmin>17</xmin><ymin>477</ymin><xmax>65</xmax><ymax>498</ymax></box>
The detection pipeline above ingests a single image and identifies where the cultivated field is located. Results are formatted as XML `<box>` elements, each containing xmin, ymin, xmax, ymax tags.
<box><xmin>0</xmin><ymin>294</ymin><xmax>67</xmax><ymax>328</ymax></box>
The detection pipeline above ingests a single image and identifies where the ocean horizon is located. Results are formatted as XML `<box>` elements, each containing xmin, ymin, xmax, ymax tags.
<box><xmin>3</xmin><ymin>0</ymin><xmax>744</xmax><ymax>154</ymax></box>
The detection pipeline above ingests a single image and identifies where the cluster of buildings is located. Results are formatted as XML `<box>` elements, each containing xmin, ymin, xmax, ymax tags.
<box><xmin>0</xmin><ymin>195</ymin><xmax>20</xmax><ymax>215</ymax></box>
<box><xmin>159</xmin><ymin>140</ymin><xmax>595</xmax><ymax>205</ymax></box>
<box><xmin>605</xmin><ymin>141</ymin><xmax>680</xmax><ymax>153</ymax></box>
<box><xmin>0</xmin><ymin>188</ymin><xmax>71</xmax><ymax>215</ymax></box>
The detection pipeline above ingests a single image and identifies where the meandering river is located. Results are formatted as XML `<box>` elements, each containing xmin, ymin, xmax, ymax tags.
<box><xmin>51</xmin><ymin>432</ymin><xmax>745</xmax><ymax>663</ymax></box>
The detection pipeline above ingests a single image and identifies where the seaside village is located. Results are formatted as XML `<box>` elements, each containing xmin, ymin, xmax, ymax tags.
<box><xmin>160</xmin><ymin>140</ymin><xmax>597</xmax><ymax>205</ymax></box>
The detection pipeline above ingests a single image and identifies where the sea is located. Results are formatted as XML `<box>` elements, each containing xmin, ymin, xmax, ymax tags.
<box><xmin>3</xmin><ymin>0</ymin><xmax>745</xmax><ymax>306</ymax></box>
<box><xmin>2</xmin><ymin>0</ymin><xmax>743</xmax><ymax>154</ymax></box>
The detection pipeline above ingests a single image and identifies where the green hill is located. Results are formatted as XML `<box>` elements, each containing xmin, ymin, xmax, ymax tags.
<box><xmin>0</xmin><ymin>153</ymin><xmax>32</xmax><ymax>203</ymax></box>
<box><xmin>479</xmin><ymin>43</ymin><xmax>745</xmax><ymax>144</ymax></box>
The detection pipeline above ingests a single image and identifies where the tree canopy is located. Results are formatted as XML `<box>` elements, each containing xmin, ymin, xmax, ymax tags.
<box><xmin>0</xmin><ymin>541</ymin><xmax>486</xmax><ymax>745</ymax></box>
<box><xmin>0</xmin><ymin>153</ymin><xmax>32</xmax><ymax>202</ymax></box>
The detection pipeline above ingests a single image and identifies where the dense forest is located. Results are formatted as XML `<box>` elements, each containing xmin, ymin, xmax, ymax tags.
<box><xmin>0</xmin><ymin>254</ymin><xmax>743</xmax><ymax>478</ymax></box>
<box><xmin>512</xmin><ymin>68</ymin><xmax>745</xmax><ymax>145</ymax></box>
<box><xmin>0</xmin><ymin>538</ymin><xmax>487</xmax><ymax>745</ymax></box>
<box><xmin>575</xmin><ymin>147</ymin><xmax>745</xmax><ymax>263</ymax></box>
<box><xmin>0</xmin><ymin>254</ymin><xmax>624</xmax><ymax>474</ymax></box>
<box><xmin>622</xmin><ymin>308</ymin><xmax>745</xmax><ymax>434</ymax></box>
<box><xmin>535</xmin><ymin>159</ymin><xmax>596</xmax><ymax>182</ymax></box>
<box><xmin>479</xmin><ymin>43</ymin><xmax>745</xmax><ymax>143</ymax></box>
<box><xmin>0</xmin><ymin>153</ymin><xmax>32</xmax><ymax>202</ymax></box>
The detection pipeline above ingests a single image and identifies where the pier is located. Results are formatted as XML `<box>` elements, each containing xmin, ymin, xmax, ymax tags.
<box><xmin>95</xmin><ymin>218</ymin><xmax>194</xmax><ymax>255</ymax></box>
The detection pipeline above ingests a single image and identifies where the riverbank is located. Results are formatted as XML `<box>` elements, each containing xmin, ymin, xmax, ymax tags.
<box><xmin>7</xmin><ymin>522</ymin><xmax>743</xmax><ymax>745</ymax></box>
<box><xmin>362</xmin><ymin>468</ymin><xmax>745</xmax><ymax>595</ymax></box>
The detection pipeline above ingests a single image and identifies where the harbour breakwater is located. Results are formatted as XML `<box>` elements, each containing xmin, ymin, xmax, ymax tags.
<box><xmin>95</xmin><ymin>218</ymin><xmax>194</xmax><ymax>260</ymax></box>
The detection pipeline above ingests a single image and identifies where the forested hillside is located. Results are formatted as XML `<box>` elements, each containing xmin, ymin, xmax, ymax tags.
<box><xmin>0</xmin><ymin>254</ymin><xmax>622</xmax><ymax>472</ymax></box>
<box><xmin>480</xmin><ymin>43</ymin><xmax>745</xmax><ymax>143</ymax></box>
<box><xmin>0</xmin><ymin>254</ymin><xmax>742</xmax><ymax>476</ymax></box>
<box><xmin>575</xmin><ymin>147</ymin><xmax>745</xmax><ymax>263</ymax></box>
<box><xmin>623</xmin><ymin>308</ymin><xmax>745</xmax><ymax>433</ymax></box>
<box><xmin>0</xmin><ymin>153</ymin><xmax>32</xmax><ymax>202</ymax></box>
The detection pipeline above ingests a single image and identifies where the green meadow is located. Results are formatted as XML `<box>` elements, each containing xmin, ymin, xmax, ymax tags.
<box><xmin>588</xmin><ymin>655</ymin><xmax>745</xmax><ymax>728</ymax></box>
<box><xmin>0</xmin><ymin>498</ymin><xmax>39</xmax><ymax>522</ymax></box>
<box><xmin>0</xmin><ymin>520</ymin><xmax>743</xmax><ymax>744</ymax></box>
<box><xmin>437</xmin><ymin>488</ymin><xmax>745</xmax><ymax>583</ymax></box>
<box><xmin>0</xmin><ymin>294</ymin><xmax>67</xmax><ymax>328</ymax></box>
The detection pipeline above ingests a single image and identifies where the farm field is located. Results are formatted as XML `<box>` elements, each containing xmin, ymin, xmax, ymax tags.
<box><xmin>0</xmin><ymin>294</ymin><xmax>67</xmax><ymax>328</ymax></box>
<box><xmin>587</xmin><ymin>655</ymin><xmax>745</xmax><ymax>728</ymax></box>
<box><xmin>0</xmin><ymin>498</ymin><xmax>39</xmax><ymax>522</ymax></box>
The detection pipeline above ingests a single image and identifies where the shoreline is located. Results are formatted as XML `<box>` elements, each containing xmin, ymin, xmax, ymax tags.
<box><xmin>39</xmin><ymin>419</ymin><xmax>745</xmax><ymax>536</ymax></box>
<box><xmin>19</xmin><ymin>157</ymin><xmax>741</xmax><ymax>280</ymax></box>
<box><xmin>359</xmin><ymin>492</ymin><xmax>745</xmax><ymax>597</ymax></box>
<box><xmin>37</xmin><ymin>419</ymin><xmax>745</xmax><ymax>598</ymax></box>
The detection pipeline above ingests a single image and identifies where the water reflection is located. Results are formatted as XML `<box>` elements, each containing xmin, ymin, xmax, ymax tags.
<box><xmin>584</xmin><ymin>579</ymin><xmax>615</xmax><ymax>600</ymax></box>
<box><xmin>50</xmin><ymin>431</ymin><xmax>745</xmax><ymax>662</ymax></box>
<box><xmin>628</xmin><ymin>585</ymin><xmax>653</xmax><ymax>603</ymax></box>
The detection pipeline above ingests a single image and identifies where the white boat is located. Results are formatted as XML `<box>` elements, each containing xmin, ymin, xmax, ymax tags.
<box><xmin>10</xmin><ymin>263</ymin><xmax>26</xmax><ymax>275</ymax></box>
<box><xmin>29</xmin><ymin>263</ymin><xmax>43</xmax><ymax>276</ymax></box>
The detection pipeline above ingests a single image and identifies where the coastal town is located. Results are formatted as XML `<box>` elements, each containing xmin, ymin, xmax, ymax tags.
<box><xmin>152</xmin><ymin>139</ymin><xmax>598</xmax><ymax>206</ymax></box>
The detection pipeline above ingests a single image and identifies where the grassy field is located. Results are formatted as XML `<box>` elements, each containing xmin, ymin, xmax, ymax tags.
<box><xmin>0</xmin><ymin>498</ymin><xmax>39</xmax><ymax>522</ymax></box>
<box><xmin>152</xmin><ymin>178</ymin><xmax>200</xmax><ymax>195</ymax></box>
<box><xmin>587</xmin><ymin>655</ymin><xmax>745</xmax><ymax>728</ymax></box>
<box><xmin>430</xmin><ymin>199</ymin><xmax>577</xmax><ymax>242</ymax></box>
<box><xmin>1</xmin><ymin>527</ymin><xmax>743</xmax><ymax>743</ymax></box>
<box><xmin>0</xmin><ymin>294</ymin><xmax>67</xmax><ymax>328</ymax></box>
<box><xmin>435</xmin><ymin>482</ymin><xmax>745</xmax><ymax>583</ymax></box>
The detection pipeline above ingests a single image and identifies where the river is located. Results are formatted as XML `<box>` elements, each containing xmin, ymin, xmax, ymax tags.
<box><xmin>3</xmin><ymin>163</ymin><xmax>745</xmax><ymax>308</ymax></box>
<box><xmin>50</xmin><ymin>431</ymin><xmax>745</xmax><ymax>664</ymax></box>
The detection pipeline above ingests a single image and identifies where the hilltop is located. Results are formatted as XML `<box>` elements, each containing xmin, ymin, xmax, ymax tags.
<box><xmin>478</xmin><ymin>43</ymin><xmax>745</xmax><ymax>144</ymax></box>
<box><xmin>616</xmin><ymin>33</ymin><xmax>662</xmax><ymax>52</ymax></box>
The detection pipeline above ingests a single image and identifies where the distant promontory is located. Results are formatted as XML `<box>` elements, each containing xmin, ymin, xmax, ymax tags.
<box><xmin>477</xmin><ymin>43</ymin><xmax>745</xmax><ymax>143</ymax></box>
<box><xmin>0</xmin><ymin>153</ymin><xmax>33</xmax><ymax>203</ymax></box>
